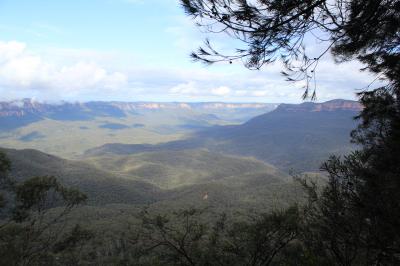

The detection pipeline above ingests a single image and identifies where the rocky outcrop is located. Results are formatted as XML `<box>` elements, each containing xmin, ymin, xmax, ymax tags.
<box><xmin>276</xmin><ymin>99</ymin><xmax>362</xmax><ymax>113</ymax></box>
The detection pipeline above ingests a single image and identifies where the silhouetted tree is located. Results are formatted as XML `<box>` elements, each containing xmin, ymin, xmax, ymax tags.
<box><xmin>0</xmin><ymin>151</ymin><xmax>90</xmax><ymax>265</ymax></box>
<box><xmin>131</xmin><ymin>206</ymin><xmax>301</xmax><ymax>265</ymax></box>
<box><xmin>181</xmin><ymin>0</ymin><xmax>400</xmax><ymax>99</ymax></box>
<box><xmin>298</xmin><ymin>88</ymin><xmax>400</xmax><ymax>265</ymax></box>
<box><xmin>0</xmin><ymin>151</ymin><xmax>12</xmax><ymax>211</ymax></box>
<box><xmin>181</xmin><ymin>1</ymin><xmax>400</xmax><ymax>264</ymax></box>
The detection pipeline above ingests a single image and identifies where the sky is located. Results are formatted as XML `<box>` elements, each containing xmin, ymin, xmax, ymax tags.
<box><xmin>0</xmin><ymin>0</ymin><xmax>379</xmax><ymax>103</ymax></box>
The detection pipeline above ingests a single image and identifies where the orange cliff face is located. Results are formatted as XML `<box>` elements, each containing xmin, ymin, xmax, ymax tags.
<box><xmin>276</xmin><ymin>99</ymin><xmax>362</xmax><ymax>113</ymax></box>
<box><xmin>313</xmin><ymin>100</ymin><xmax>363</xmax><ymax>112</ymax></box>
<box><xmin>0</xmin><ymin>99</ymin><xmax>83</xmax><ymax>118</ymax></box>
<box><xmin>0</xmin><ymin>100</ymin><xmax>276</xmax><ymax>119</ymax></box>
<box><xmin>0</xmin><ymin>99</ymin><xmax>361</xmax><ymax>119</ymax></box>
<box><xmin>0</xmin><ymin>110</ymin><xmax>27</xmax><ymax>117</ymax></box>
<box><xmin>109</xmin><ymin>102</ymin><xmax>273</xmax><ymax>110</ymax></box>
<box><xmin>0</xmin><ymin>99</ymin><xmax>45</xmax><ymax>117</ymax></box>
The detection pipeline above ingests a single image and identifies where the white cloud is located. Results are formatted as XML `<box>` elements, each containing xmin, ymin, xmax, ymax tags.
<box><xmin>0</xmin><ymin>39</ymin><xmax>380</xmax><ymax>103</ymax></box>
<box><xmin>169</xmin><ymin>82</ymin><xmax>232</xmax><ymax>97</ymax></box>
<box><xmin>0</xmin><ymin>41</ymin><xmax>26</xmax><ymax>62</ymax></box>
<box><xmin>211</xmin><ymin>86</ymin><xmax>231</xmax><ymax>96</ymax></box>
<box><xmin>234</xmin><ymin>90</ymin><xmax>248</xmax><ymax>96</ymax></box>
<box><xmin>252</xmin><ymin>90</ymin><xmax>268</xmax><ymax>97</ymax></box>
<box><xmin>0</xmin><ymin>41</ymin><xmax>128</xmax><ymax>95</ymax></box>
<box><xmin>170</xmin><ymin>81</ymin><xmax>199</xmax><ymax>95</ymax></box>
<box><xmin>53</xmin><ymin>63</ymin><xmax>126</xmax><ymax>91</ymax></box>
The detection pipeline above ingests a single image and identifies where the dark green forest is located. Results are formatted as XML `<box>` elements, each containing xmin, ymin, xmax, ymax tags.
<box><xmin>1</xmin><ymin>0</ymin><xmax>400</xmax><ymax>265</ymax></box>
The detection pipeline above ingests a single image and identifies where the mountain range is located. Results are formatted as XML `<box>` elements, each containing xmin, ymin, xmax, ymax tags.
<box><xmin>0</xmin><ymin>98</ymin><xmax>362</xmax><ymax>213</ymax></box>
<box><xmin>86</xmin><ymin>99</ymin><xmax>362</xmax><ymax>171</ymax></box>
<box><xmin>0</xmin><ymin>99</ymin><xmax>277</xmax><ymax>129</ymax></box>
<box><xmin>0</xmin><ymin>99</ymin><xmax>277</xmax><ymax>157</ymax></box>
<box><xmin>1</xmin><ymin>98</ymin><xmax>362</xmax><ymax>172</ymax></box>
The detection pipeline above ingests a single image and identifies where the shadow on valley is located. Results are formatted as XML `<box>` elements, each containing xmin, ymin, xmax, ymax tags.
<box><xmin>86</xmin><ymin>99</ymin><xmax>361</xmax><ymax>172</ymax></box>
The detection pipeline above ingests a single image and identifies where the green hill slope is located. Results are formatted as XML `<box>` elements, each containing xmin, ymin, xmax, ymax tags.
<box><xmin>1</xmin><ymin>148</ymin><xmax>162</xmax><ymax>205</ymax></box>
<box><xmin>2</xmin><ymin>147</ymin><xmax>298</xmax><ymax>210</ymax></box>
<box><xmin>85</xmin><ymin>149</ymin><xmax>287</xmax><ymax>189</ymax></box>
<box><xmin>197</xmin><ymin>100</ymin><xmax>360</xmax><ymax>171</ymax></box>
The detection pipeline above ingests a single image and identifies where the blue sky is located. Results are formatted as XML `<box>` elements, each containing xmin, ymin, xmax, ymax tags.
<box><xmin>0</xmin><ymin>0</ymin><xmax>377</xmax><ymax>103</ymax></box>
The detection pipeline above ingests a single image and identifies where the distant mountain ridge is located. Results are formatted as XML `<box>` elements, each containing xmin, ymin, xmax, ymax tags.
<box><xmin>0</xmin><ymin>99</ymin><xmax>276</xmax><ymax>118</ymax></box>
<box><xmin>0</xmin><ymin>99</ymin><xmax>360</xmax><ymax>121</ymax></box>
<box><xmin>0</xmin><ymin>99</ymin><xmax>278</xmax><ymax>131</ymax></box>
<box><xmin>275</xmin><ymin>99</ymin><xmax>362</xmax><ymax>112</ymax></box>
<box><xmin>206</xmin><ymin>99</ymin><xmax>361</xmax><ymax>171</ymax></box>
<box><xmin>86</xmin><ymin>99</ymin><xmax>361</xmax><ymax>172</ymax></box>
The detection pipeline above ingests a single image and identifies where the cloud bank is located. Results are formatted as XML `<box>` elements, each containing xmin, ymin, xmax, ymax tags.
<box><xmin>0</xmin><ymin>41</ymin><xmax>127</xmax><ymax>99</ymax></box>
<box><xmin>0</xmin><ymin>40</ymin><xmax>378</xmax><ymax>103</ymax></box>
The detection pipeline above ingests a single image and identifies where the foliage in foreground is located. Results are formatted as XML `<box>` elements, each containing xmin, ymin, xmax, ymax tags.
<box><xmin>181</xmin><ymin>0</ymin><xmax>399</xmax><ymax>100</ymax></box>
<box><xmin>300</xmin><ymin>88</ymin><xmax>400</xmax><ymax>265</ymax></box>
<box><xmin>0</xmin><ymin>153</ymin><xmax>90</xmax><ymax>265</ymax></box>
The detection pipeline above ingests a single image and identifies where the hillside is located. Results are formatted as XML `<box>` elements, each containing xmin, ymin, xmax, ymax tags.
<box><xmin>1</xmin><ymin>147</ymin><xmax>298</xmax><ymax>210</ymax></box>
<box><xmin>1</xmin><ymin>148</ymin><xmax>162</xmax><ymax>205</ymax></box>
<box><xmin>85</xmin><ymin>149</ymin><xmax>287</xmax><ymax>189</ymax></box>
<box><xmin>197</xmin><ymin>99</ymin><xmax>361</xmax><ymax>171</ymax></box>
<box><xmin>86</xmin><ymin>99</ymin><xmax>361</xmax><ymax>172</ymax></box>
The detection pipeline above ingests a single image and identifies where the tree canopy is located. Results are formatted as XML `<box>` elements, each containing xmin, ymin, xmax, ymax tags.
<box><xmin>181</xmin><ymin>0</ymin><xmax>400</xmax><ymax>98</ymax></box>
<box><xmin>0</xmin><ymin>151</ymin><xmax>89</xmax><ymax>265</ymax></box>
<box><xmin>181</xmin><ymin>1</ymin><xmax>400</xmax><ymax>264</ymax></box>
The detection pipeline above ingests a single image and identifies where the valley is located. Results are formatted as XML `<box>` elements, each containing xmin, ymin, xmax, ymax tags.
<box><xmin>86</xmin><ymin>99</ymin><xmax>361</xmax><ymax>172</ymax></box>
<box><xmin>0</xmin><ymin>99</ymin><xmax>276</xmax><ymax>158</ymax></box>
<box><xmin>0</xmin><ymin>98</ymin><xmax>358</xmax><ymax>209</ymax></box>
<box><xmin>0</xmin><ymin>98</ymin><xmax>364</xmax><ymax>265</ymax></box>
<box><xmin>1</xmin><ymin>147</ymin><xmax>299</xmax><ymax>210</ymax></box>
